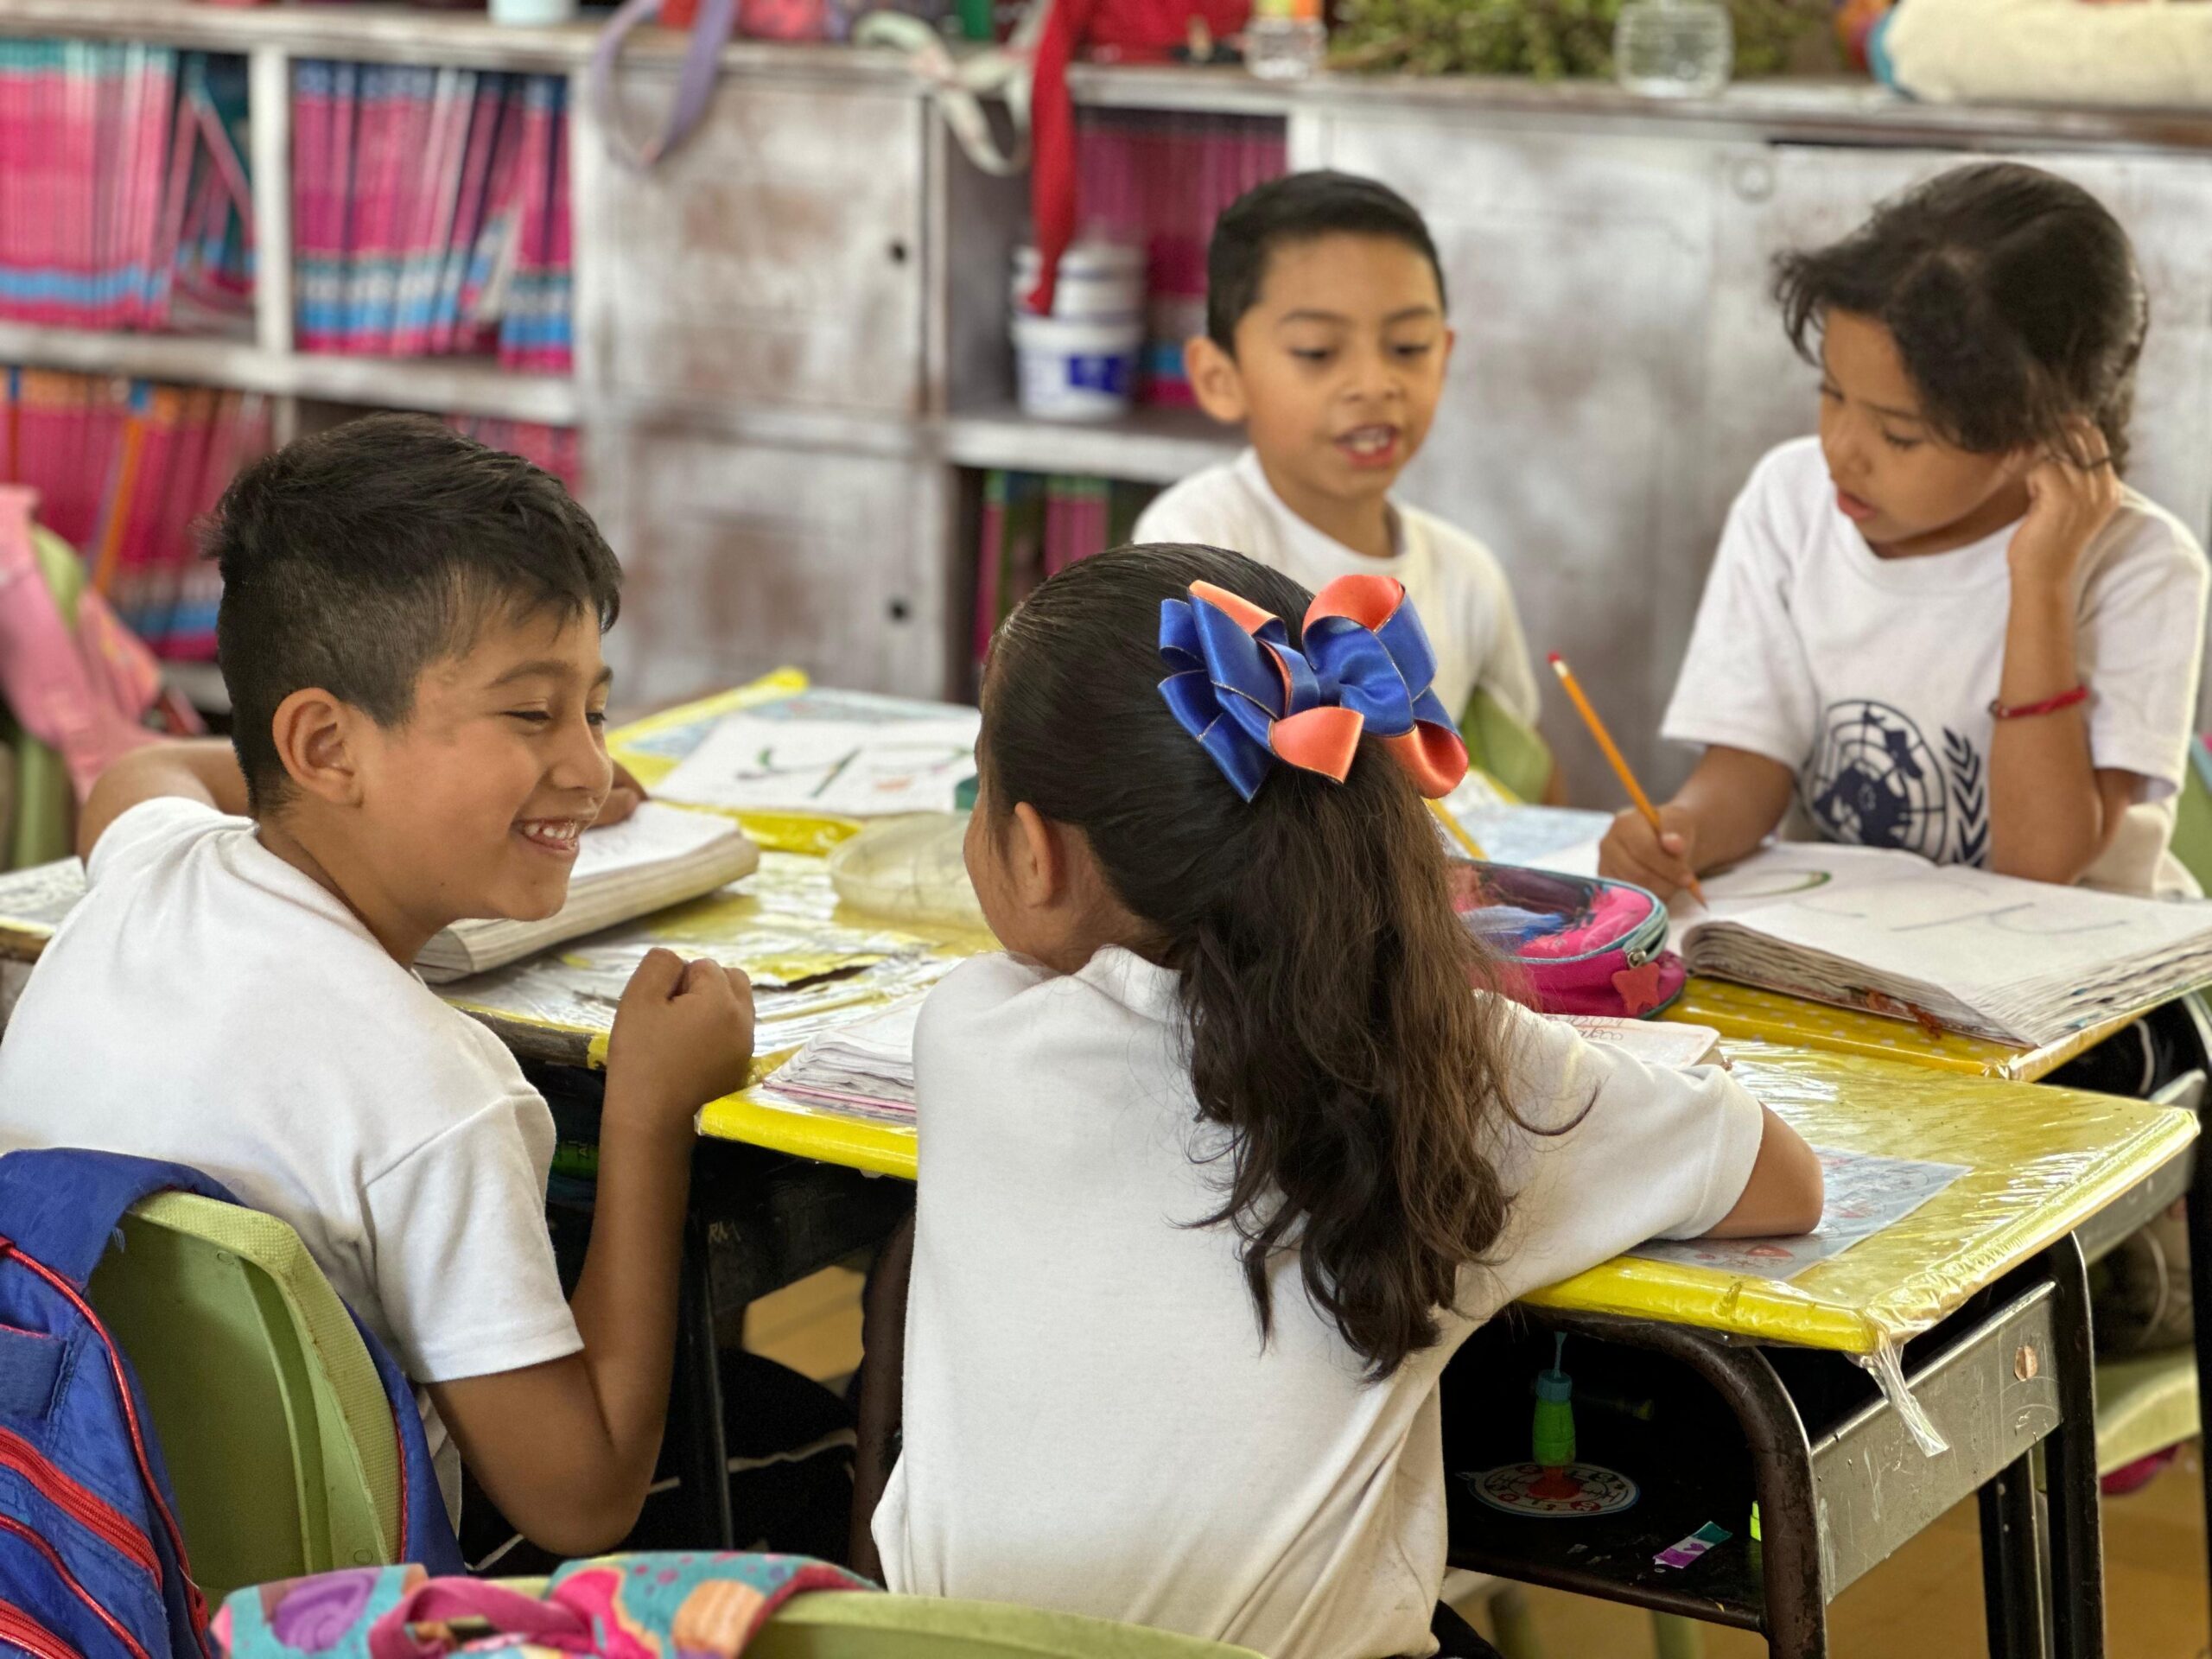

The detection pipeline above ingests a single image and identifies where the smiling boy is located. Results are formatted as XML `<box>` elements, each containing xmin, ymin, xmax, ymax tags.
<box><xmin>0</xmin><ymin>416</ymin><xmax>753</xmax><ymax>1554</ymax></box>
<box><xmin>1133</xmin><ymin>171</ymin><xmax>1541</xmax><ymax>758</ymax></box>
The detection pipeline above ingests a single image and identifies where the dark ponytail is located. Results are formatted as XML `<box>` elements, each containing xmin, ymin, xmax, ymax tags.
<box><xmin>982</xmin><ymin>543</ymin><xmax>1516</xmax><ymax>1380</ymax></box>
<box><xmin>1775</xmin><ymin>161</ymin><xmax>2147</xmax><ymax>471</ymax></box>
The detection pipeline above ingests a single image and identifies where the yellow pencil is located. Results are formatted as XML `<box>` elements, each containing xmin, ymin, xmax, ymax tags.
<box><xmin>1548</xmin><ymin>652</ymin><xmax>1707</xmax><ymax>909</ymax></box>
<box><xmin>1427</xmin><ymin>796</ymin><xmax>1486</xmax><ymax>861</ymax></box>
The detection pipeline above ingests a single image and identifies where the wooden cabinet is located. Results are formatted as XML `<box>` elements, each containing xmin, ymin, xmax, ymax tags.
<box><xmin>598</xmin><ymin>428</ymin><xmax>952</xmax><ymax>709</ymax></box>
<box><xmin>573</xmin><ymin>77</ymin><xmax>930</xmax><ymax>417</ymax></box>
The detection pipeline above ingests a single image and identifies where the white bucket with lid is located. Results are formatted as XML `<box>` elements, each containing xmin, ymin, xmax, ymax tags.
<box><xmin>1012</xmin><ymin>312</ymin><xmax>1144</xmax><ymax>421</ymax></box>
<box><xmin>1013</xmin><ymin>241</ymin><xmax>1145</xmax><ymax>321</ymax></box>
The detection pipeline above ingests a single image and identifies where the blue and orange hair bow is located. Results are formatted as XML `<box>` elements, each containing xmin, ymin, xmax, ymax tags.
<box><xmin>1157</xmin><ymin>575</ymin><xmax>1469</xmax><ymax>803</ymax></box>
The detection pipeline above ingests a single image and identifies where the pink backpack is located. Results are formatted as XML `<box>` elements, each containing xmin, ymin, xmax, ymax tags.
<box><xmin>1449</xmin><ymin>860</ymin><xmax>1687</xmax><ymax>1019</ymax></box>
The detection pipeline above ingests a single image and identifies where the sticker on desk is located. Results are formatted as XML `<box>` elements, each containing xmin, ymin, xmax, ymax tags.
<box><xmin>1628</xmin><ymin>1147</ymin><xmax>1968</xmax><ymax>1281</ymax></box>
<box><xmin>1465</xmin><ymin>1461</ymin><xmax>1639</xmax><ymax>1519</ymax></box>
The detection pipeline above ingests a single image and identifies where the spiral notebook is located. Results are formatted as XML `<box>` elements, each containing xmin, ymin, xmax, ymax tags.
<box><xmin>1676</xmin><ymin>844</ymin><xmax>2212</xmax><ymax>1047</ymax></box>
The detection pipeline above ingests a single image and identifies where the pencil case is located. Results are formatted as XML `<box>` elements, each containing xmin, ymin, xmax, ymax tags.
<box><xmin>1446</xmin><ymin>860</ymin><xmax>1686</xmax><ymax>1019</ymax></box>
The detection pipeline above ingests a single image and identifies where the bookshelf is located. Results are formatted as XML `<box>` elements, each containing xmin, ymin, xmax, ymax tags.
<box><xmin>10</xmin><ymin>3</ymin><xmax>2212</xmax><ymax>797</ymax></box>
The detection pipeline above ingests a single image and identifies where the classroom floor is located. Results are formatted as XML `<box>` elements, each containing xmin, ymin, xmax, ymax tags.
<box><xmin>744</xmin><ymin>1267</ymin><xmax>2212</xmax><ymax>1657</ymax></box>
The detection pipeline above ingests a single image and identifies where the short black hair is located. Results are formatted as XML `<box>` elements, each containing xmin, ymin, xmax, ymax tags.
<box><xmin>1205</xmin><ymin>171</ymin><xmax>1447</xmax><ymax>352</ymax></box>
<box><xmin>1776</xmin><ymin>162</ymin><xmax>2147</xmax><ymax>472</ymax></box>
<box><xmin>208</xmin><ymin>412</ymin><xmax>623</xmax><ymax>813</ymax></box>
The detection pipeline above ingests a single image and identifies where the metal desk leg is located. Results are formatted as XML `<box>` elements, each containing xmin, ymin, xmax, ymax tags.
<box><xmin>2188</xmin><ymin>1086</ymin><xmax>2212</xmax><ymax>1642</ymax></box>
<box><xmin>1979</xmin><ymin>1452</ymin><xmax>2050</xmax><ymax>1659</ymax></box>
<box><xmin>675</xmin><ymin>1203</ymin><xmax>735</xmax><ymax>1548</ymax></box>
<box><xmin>2043</xmin><ymin>1236</ymin><xmax>2103</xmax><ymax>1659</ymax></box>
<box><xmin>1614</xmin><ymin>1324</ymin><xmax>1829</xmax><ymax>1659</ymax></box>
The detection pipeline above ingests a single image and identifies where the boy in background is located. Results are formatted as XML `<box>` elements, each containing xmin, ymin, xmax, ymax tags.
<box><xmin>0</xmin><ymin>416</ymin><xmax>753</xmax><ymax>1556</ymax></box>
<box><xmin>1134</xmin><ymin>170</ymin><xmax>1549</xmax><ymax>795</ymax></box>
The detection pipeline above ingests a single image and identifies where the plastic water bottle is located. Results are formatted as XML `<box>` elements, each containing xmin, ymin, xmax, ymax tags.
<box><xmin>1612</xmin><ymin>0</ymin><xmax>1732</xmax><ymax>98</ymax></box>
<box><xmin>1245</xmin><ymin>0</ymin><xmax>1326</xmax><ymax>80</ymax></box>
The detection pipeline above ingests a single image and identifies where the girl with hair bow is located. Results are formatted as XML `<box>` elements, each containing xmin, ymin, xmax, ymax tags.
<box><xmin>865</xmin><ymin>543</ymin><xmax>1821</xmax><ymax>1659</ymax></box>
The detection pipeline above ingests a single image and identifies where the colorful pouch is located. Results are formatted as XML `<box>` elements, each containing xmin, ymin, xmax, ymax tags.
<box><xmin>213</xmin><ymin>1553</ymin><xmax>874</xmax><ymax>1659</ymax></box>
<box><xmin>1448</xmin><ymin>860</ymin><xmax>1686</xmax><ymax>1018</ymax></box>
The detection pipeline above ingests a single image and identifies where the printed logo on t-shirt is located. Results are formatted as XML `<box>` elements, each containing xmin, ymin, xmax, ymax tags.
<box><xmin>1802</xmin><ymin>699</ymin><xmax>1989</xmax><ymax>866</ymax></box>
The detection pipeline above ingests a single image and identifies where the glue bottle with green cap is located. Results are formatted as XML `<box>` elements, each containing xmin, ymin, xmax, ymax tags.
<box><xmin>1533</xmin><ymin>1332</ymin><xmax>1575</xmax><ymax>1468</ymax></box>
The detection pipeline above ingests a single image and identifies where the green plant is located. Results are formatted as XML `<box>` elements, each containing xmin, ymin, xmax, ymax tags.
<box><xmin>1330</xmin><ymin>0</ymin><xmax>1821</xmax><ymax>79</ymax></box>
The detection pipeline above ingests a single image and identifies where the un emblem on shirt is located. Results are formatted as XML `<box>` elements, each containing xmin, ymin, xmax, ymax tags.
<box><xmin>1804</xmin><ymin>700</ymin><xmax>1989</xmax><ymax>866</ymax></box>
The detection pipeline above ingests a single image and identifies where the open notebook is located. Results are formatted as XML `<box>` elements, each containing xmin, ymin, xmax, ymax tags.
<box><xmin>416</xmin><ymin>803</ymin><xmax>760</xmax><ymax>983</ymax></box>
<box><xmin>1678</xmin><ymin>844</ymin><xmax>2212</xmax><ymax>1047</ymax></box>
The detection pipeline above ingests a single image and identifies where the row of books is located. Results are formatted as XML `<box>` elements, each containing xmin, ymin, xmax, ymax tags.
<box><xmin>2</xmin><ymin>368</ymin><xmax>582</xmax><ymax>660</ymax></box>
<box><xmin>1074</xmin><ymin>111</ymin><xmax>1286</xmax><ymax>405</ymax></box>
<box><xmin>292</xmin><ymin>61</ymin><xmax>572</xmax><ymax>370</ymax></box>
<box><xmin>0</xmin><ymin>43</ymin><xmax>253</xmax><ymax>334</ymax></box>
<box><xmin>972</xmin><ymin>470</ymin><xmax>1156</xmax><ymax>673</ymax></box>
<box><xmin>2</xmin><ymin>369</ymin><xmax>269</xmax><ymax>659</ymax></box>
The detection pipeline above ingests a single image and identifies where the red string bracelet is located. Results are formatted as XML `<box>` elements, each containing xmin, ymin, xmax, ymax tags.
<box><xmin>1989</xmin><ymin>684</ymin><xmax>2090</xmax><ymax>721</ymax></box>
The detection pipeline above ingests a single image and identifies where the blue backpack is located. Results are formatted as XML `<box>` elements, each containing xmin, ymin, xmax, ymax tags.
<box><xmin>0</xmin><ymin>1150</ymin><xmax>465</xmax><ymax>1659</ymax></box>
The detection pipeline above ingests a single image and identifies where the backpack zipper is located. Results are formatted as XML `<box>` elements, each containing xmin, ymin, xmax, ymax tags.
<box><xmin>0</xmin><ymin>1513</ymin><xmax>152</xmax><ymax>1659</ymax></box>
<box><xmin>0</xmin><ymin>1426</ymin><xmax>159</xmax><ymax>1576</ymax></box>
<box><xmin>0</xmin><ymin>1596</ymin><xmax>87</xmax><ymax>1659</ymax></box>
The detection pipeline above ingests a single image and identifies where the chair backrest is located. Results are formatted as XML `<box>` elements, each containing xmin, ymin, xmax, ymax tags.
<box><xmin>1462</xmin><ymin>687</ymin><xmax>1554</xmax><ymax>807</ymax></box>
<box><xmin>2171</xmin><ymin>746</ymin><xmax>2212</xmax><ymax>893</ymax></box>
<box><xmin>86</xmin><ymin>1192</ymin><xmax>401</xmax><ymax>1605</ymax></box>
<box><xmin>748</xmin><ymin>1593</ymin><xmax>1269</xmax><ymax>1659</ymax></box>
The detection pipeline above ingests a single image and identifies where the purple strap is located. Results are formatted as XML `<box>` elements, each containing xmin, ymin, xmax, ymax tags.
<box><xmin>587</xmin><ymin>0</ymin><xmax>741</xmax><ymax>170</ymax></box>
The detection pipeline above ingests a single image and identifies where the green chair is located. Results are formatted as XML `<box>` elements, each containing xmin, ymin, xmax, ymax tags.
<box><xmin>2171</xmin><ymin>747</ymin><xmax>2212</xmax><ymax>893</ymax></box>
<box><xmin>748</xmin><ymin>1595</ymin><xmax>1265</xmax><ymax>1657</ymax></box>
<box><xmin>1462</xmin><ymin>689</ymin><xmax>1554</xmax><ymax>807</ymax></box>
<box><xmin>86</xmin><ymin>1192</ymin><xmax>403</xmax><ymax>1605</ymax></box>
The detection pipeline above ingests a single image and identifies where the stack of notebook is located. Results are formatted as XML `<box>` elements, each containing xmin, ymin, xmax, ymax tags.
<box><xmin>1680</xmin><ymin>844</ymin><xmax>2212</xmax><ymax>1047</ymax></box>
<box><xmin>757</xmin><ymin>996</ymin><xmax>923</xmax><ymax>1124</ymax></box>
<box><xmin>416</xmin><ymin>803</ymin><xmax>759</xmax><ymax>983</ymax></box>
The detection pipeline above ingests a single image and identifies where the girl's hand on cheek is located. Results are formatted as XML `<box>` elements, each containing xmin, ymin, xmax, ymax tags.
<box><xmin>2009</xmin><ymin>423</ymin><xmax>2120</xmax><ymax>595</ymax></box>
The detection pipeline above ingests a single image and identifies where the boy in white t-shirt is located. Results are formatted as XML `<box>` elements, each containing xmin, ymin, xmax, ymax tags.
<box><xmin>1132</xmin><ymin>172</ymin><xmax>1549</xmax><ymax>795</ymax></box>
<box><xmin>0</xmin><ymin>416</ymin><xmax>754</xmax><ymax>1553</ymax></box>
<box><xmin>1602</xmin><ymin>163</ymin><xmax>2209</xmax><ymax>899</ymax></box>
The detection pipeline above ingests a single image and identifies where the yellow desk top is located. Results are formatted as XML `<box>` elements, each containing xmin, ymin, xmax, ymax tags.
<box><xmin>0</xmin><ymin>678</ymin><xmax>2191</xmax><ymax>1356</ymax></box>
<box><xmin>1667</xmin><ymin>976</ymin><xmax>2139</xmax><ymax>1085</ymax></box>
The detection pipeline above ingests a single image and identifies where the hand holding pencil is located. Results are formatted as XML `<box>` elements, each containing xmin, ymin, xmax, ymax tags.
<box><xmin>1549</xmin><ymin>654</ymin><xmax>1709</xmax><ymax>909</ymax></box>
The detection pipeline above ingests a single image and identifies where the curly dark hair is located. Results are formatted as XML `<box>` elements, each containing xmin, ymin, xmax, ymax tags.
<box><xmin>1775</xmin><ymin>162</ymin><xmax>2147</xmax><ymax>472</ymax></box>
<box><xmin>978</xmin><ymin>542</ymin><xmax>1516</xmax><ymax>1380</ymax></box>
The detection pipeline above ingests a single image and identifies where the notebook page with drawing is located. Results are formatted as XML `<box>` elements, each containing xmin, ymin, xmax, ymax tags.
<box><xmin>416</xmin><ymin>803</ymin><xmax>760</xmax><ymax>982</ymax></box>
<box><xmin>653</xmin><ymin>692</ymin><xmax>981</xmax><ymax>818</ymax></box>
<box><xmin>1675</xmin><ymin>844</ymin><xmax>2212</xmax><ymax>1046</ymax></box>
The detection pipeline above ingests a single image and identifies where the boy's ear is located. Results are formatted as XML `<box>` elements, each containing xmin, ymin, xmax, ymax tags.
<box><xmin>269</xmin><ymin>688</ymin><xmax>366</xmax><ymax>807</ymax></box>
<box><xmin>1185</xmin><ymin>335</ymin><xmax>1249</xmax><ymax>428</ymax></box>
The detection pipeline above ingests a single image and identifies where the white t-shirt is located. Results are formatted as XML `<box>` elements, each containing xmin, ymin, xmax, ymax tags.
<box><xmin>0</xmin><ymin>799</ymin><xmax>584</xmax><ymax>1516</ymax></box>
<box><xmin>874</xmin><ymin>948</ymin><xmax>1764</xmax><ymax>1659</ymax></box>
<box><xmin>1664</xmin><ymin>437</ymin><xmax>2210</xmax><ymax>897</ymax></box>
<box><xmin>1133</xmin><ymin>449</ymin><xmax>1542</xmax><ymax>730</ymax></box>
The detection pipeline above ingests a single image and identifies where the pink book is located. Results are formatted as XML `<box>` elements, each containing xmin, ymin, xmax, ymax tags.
<box><xmin>393</xmin><ymin>67</ymin><xmax>468</xmax><ymax>357</ymax></box>
<box><xmin>320</xmin><ymin>60</ymin><xmax>360</xmax><ymax>353</ymax></box>
<box><xmin>433</xmin><ymin>76</ymin><xmax>504</xmax><ymax>355</ymax></box>
<box><xmin>0</xmin><ymin>48</ymin><xmax>20</xmax><ymax>315</ymax></box>
<box><xmin>370</xmin><ymin>65</ymin><xmax>437</xmax><ymax>353</ymax></box>
<box><xmin>341</xmin><ymin>64</ymin><xmax>400</xmax><ymax>353</ymax></box>
<box><xmin>460</xmin><ymin>79</ymin><xmax>528</xmax><ymax>353</ymax></box>
<box><xmin>288</xmin><ymin>60</ymin><xmax>328</xmax><ymax>346</ymax></box>
<box><xmin>499</xmin><ymin>75</ymin><xmax>554</xmax><ymax>371</ymax></box>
